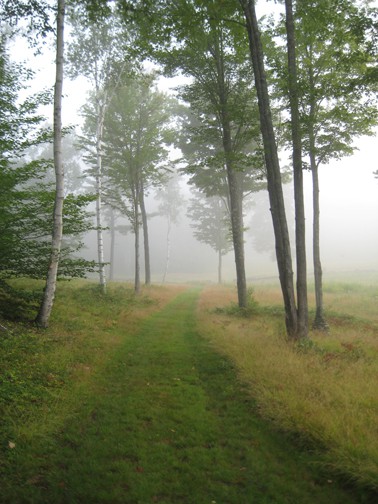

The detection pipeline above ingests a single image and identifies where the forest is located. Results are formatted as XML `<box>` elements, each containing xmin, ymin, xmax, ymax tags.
<box><xmin>0</xmin><ymin>0</ymin><xmax>378</xmax><ymax>502</ymax></box>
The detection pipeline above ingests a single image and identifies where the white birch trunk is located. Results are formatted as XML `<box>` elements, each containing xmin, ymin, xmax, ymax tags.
<box><xmin>36</xmin><ymin>0</ymin><xmax>65</xmax><ymax>328</ymax></box>
<box><xmin>96</xmin><ymin>105</ymin><xmax>107</xmax><ymax>294</ymax></box>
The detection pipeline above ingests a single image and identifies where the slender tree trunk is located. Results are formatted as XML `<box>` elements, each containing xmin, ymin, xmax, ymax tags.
<box><xmin>139</xmin><ymin>181</ymin><xmax>151</xmax><ymax>285</ymax></box>
<box><xmin>109</xmin><ymin>207</ymin><xmax>115</xmax><ymax>281</ymax></box>
<box><xmin>310</xmin><ymin>152</ymin><xmax>328</xmax><ymax>330</ymax></box>
<box><xmin>225</xmin><ymin>157</ymin><xmax>247</xmax><ymax>307</ymax></box>
<box><xmin>218</xmin><ymin>248</ymin><xmax>222</xmax><ymax>284</ymax></box>
<box><xmin>134</xmin><ymin>200</ymin><xmax>141</xmax><ymax>294</ymax></box>
<box><xmin>162</xmin><ymin>214</ymin><xmax>171</xmax><ymax>284</ymax></box>
<box><xmin>213</xmin><ymin>31</ymin><xmax>247</xmax><ymax>307</ymax></box>
<box><xmin>307</xmin><ymin>58</ymin><xmax>328</xmax><ymax>331</ymax></box>
<box><xmin>35</xmin><ymin>0</ymin><xmax>65</xmax><ymax>328</ymax></box>
<box><xmin>241</xmin><ymin>0</ymin><xmax>298</xmax><ymax>337</ymax></box>
<box><xmin>285</xmin><ymin>0</ymin><xmax>309</xmax><ymax>338</ymax></box>
<box><xmin>95</xmin><ymin>106</ymin><xmax>107</xmax><ymax>294</ymax></box>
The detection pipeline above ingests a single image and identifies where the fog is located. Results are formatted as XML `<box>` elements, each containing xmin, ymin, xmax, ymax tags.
<box><xmin>10</xmin><ymin>33</ymin><xmax>378</xmax><ymax>286</ymax></box>
<box><xmin>81</xmin><ymin>137</ymin><xmax>378</xmax><ymax>285</ymax></box>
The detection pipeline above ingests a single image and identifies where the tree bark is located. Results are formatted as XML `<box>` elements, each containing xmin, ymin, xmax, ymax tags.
<box><xmin>134</xmin><ymin>199</ymin><xmax>141</xmax><ymax>294</ymax></box>
<box><xmin>218</xmin><ymin>248</ymin><xmax>222</xmax><ymax>284</ymax></box>
<box><xmin>214</xmin><ymin>30</ymin><xmax>247</xmax><ymax>308</ymax></box>
<box><xmin>35</xmin><ymin>0</ymin><xmax>65</xmax><ymax>328</ymax></box>
<box><xmin>109</xmin><ymin>207</ymin><xmax>115</xmax><ymax>281</ymax></box>
<box><xmin>139</xmin><ymin>180</ymin><xmax>151</xmax><ymax>285</ymax></box>
<box><xmin>310</xmin><ymin>151</ymin><xmax>328</xmax><ymax>330</ymax></box>
<box><xmin>285</xmin><ymin>0</ymin><xmax>309</xmax><ymax>338</ymax></box>
<box><xmin>95</xmin><ymin>104</ymin><xmax>107</xmax><ymax>294</ymax></box>
<box><xmin>225</xmin><ymin>155</ymin><xmax>247</xmax><ymax>307</ymax></box>
<box><xmin>307</xmin><ymin>57</ymin><xmax>328</xmax><ymax>331</ymax></box>
<box><xmin>240</xmin><ymin>0</ymin><xmax>298</xmax><ymax>337</ymax></box>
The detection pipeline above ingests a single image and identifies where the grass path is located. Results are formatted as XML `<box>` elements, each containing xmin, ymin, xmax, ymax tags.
<box><xmin>4</xmin><ymin>289</ymin><xmax>366</xmax><ymax>503</ymax></box>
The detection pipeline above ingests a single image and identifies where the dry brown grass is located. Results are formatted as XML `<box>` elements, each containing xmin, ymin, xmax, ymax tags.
<box><xmin>196</xmin><ymin>283</ymin><xmax>378</xmax><ymax>490</ymax></box>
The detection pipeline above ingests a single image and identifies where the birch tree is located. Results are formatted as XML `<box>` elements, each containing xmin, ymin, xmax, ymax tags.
<box><xmin>67</xmin><ymin>5</ymin><xmax>133</xmax><ymax>294</ymax></box>
<box><xmin>36</xmin><ymin>0</ymin><xmax>65</xmax><ymax>327</ymax></box>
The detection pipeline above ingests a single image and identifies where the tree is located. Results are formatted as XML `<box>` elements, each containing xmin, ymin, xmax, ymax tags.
<box><xmin>284</xmin><ymin>0</ymin><xmax>308</xmax><ymax>337</ymax></box>
<box><xmin>102</xmin><ymin>75</ymin><xmax>173</xmax><ymax>292</ymax></box>
<box><xmin>188</xmin><ymin>190</ymin><xmax>232</xmax><ymax>284</ymax></box>
<box><xmin>269</xmin><ymin>0</ymin><xmax>378</xmax><ymax>330</ymax></box>
<box><xmin>67</xmin><ymin>3</ymin><xmax>134</xmax><ymax>293</ymax></box>
<box><xmin>35</xmin><ymin>0</ymin><xmax>65</xmax><ymax>327</ymax></box>
<box><xmin>159</xmin><ymin>6</ymin><xmax>264</xmax><ymax>308</ymax></box>
<box><xmin>155</xmin><ymin>171</ymin><xmax>185</xmax><ymax>283</ymax></box>
<box><xmin>299</xmin><ymin>0</ymin><xmax>377</xmax><ymax>330</ymax></box>
<box><xmin>238</xmin><ymin>0</ymin><xmax>300</xmax><ymax>338</ymax></box>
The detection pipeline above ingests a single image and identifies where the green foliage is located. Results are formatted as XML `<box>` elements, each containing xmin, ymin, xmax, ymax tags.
<box><xmin>0</xmin><ymin>43</ymin><xmax>97</xmax><ymax>319</ymax></box>
<box><xmin>0</xmin><ymin>0</ymin><xmax>53</xmax><ymax>41</ymax></box>
<box><xmin>98</xmin><ymin>73</ymin><xmax>175</xmax><ymax>228</ymax></box>
<box><xmin>268</xmin><ymin>0</ymin><xmax>378</xmax><ymax>168</ymax></box>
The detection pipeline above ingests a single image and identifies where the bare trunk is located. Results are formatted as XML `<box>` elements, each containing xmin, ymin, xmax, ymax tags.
<box><xmin>214</xmin><ymin>31</ymin><xmax>247</xmax><ymax>308</ymax></box>
<box><xmin>285</xmin><ymin>0</ymin><xmax>308</xmax><ymax>339</ymax></box>
<box><xmin>133</xmin><ymin>176</ymin><xmax>141</xmax><ymax>294</ymax></box>
<box><xmin>310</xmin><ymin>153</ymin><xmax>328</xmax><ymax>330</ymax></box>
<box><xmin>225</xmin><ymin>158</ymin><xmax>247</xmax><ymax>307</ymax></box>
<box><xmin>36</xmin><ymin>0</ymin><xmax>65</xmax><ymax>328</ymax></box>
<box><xmin>96</xmin><ymin>107</ymin><xmax>107</xmax><ymax>294</ymax></box>
<box><xmin>109</xmin><ymin>208</ymin><xmax>115</xmax><ymax>281</ymax></box>
<box><xmin>134</xmin><ymin>205</ymin><xmax>140</xmax><ymax>294</ymax></box>
<box><xmin>308</xmin><ymin>60</ymin><xmax>328</xmax><ymax>331</ymax></box>
<box><xmin>139</xmin><ymin>181</ymin><xmax>151</xmax><ymax>285</ymax></box>
<box><xmin>218</xmin><ymin>248</ymin><xmax>222</xmax><ymax>284</ymax></box>
<box><xmin>241</xmin><ymin>0</ymin><xmax>298</xmax><ymax>337</ymax></box>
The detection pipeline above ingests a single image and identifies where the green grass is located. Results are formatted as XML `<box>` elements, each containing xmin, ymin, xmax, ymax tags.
<box><xmin>0</xmin><ymin>284</ymin><xmax>370</xmax><ymax>503</ymax></box>
<box><xmin>197</xmin><ymin>283</ymin><xmax>378</xmax><ymax>494</ymax></box>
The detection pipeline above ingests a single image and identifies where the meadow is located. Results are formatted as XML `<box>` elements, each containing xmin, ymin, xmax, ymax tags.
<box><xmin>197</xmin><ymin>279</ymin><xmax>378</xmax><ymax>491</ymax></box>
<box><xmin>0</xmin><ymin>278</ymin><xmax>377</xmax><ymax>502</ymax></box>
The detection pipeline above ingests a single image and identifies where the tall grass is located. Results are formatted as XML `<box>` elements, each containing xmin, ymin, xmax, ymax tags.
<box><xmin>197</xmin><ymin>283</ymin><xmax>378</xmax><ymax>490</ymax></box>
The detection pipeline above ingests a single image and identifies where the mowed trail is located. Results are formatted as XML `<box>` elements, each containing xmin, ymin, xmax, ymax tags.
<box><xmin>31</xmin><ymin>289</ymin><xmax>360</xmax><ymax>503</ymax></box>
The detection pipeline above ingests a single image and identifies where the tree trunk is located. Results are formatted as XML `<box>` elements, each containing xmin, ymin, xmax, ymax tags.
<box><xmin>307</xmin><ymin>59</ymin><xmax>328</xmax><ymax>331</ymax></box>
<box><xmin>214</xmin><ymin>31</ymin><xmax>247</xmax><ymax>308</ymax></box>
<box><xmin>225</xmin><ymin>158</ymin><xmax>247</xmax><ymax>307</ymax></box>
<box><xmin>35</xmin><ymin>0</ymin><xmax>65</xmax><ymax>328</ymax></box>
<box><xmin>139</xmin><ymin>180</ymin><xmax>151</xmax><ymax>285</ymax></box>
<box><xmin>109</xmin><ymin>207</ymin><xmax>115</xmax><ymax>281</ymax></box>
<box><xmin>241</xmin><ymin>0</ymin><xmax>298</xmax><ymax>337</ymax></box>
<box><xmin>134</xmin><ymin>201</ymin><xmax>141</xmax><ymax>294</ymax></box>
<box><xmin>218</xmin><ymin>248</ymin><xmax>222</xmax><ymax>284</ymax></box>
<box><xmin>285</xmin><ymin>0</ymin><xmax>309</xmax><ymax>339</ymax></box>
<box><xmin>95</xmin><ymin>105</ymin><xmax>107</xmax><ymax>294</ymax></box>
<box><xmin>310</xmin><ymin>152</ymin><xmax>328</xmax><ymax>330</ymax></box>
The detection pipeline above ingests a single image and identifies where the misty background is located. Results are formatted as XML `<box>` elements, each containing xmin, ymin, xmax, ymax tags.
<box><xmin>10</xmin><ymin>32</ymin><xmax>378</xmax><ymax>286</ymax></box>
